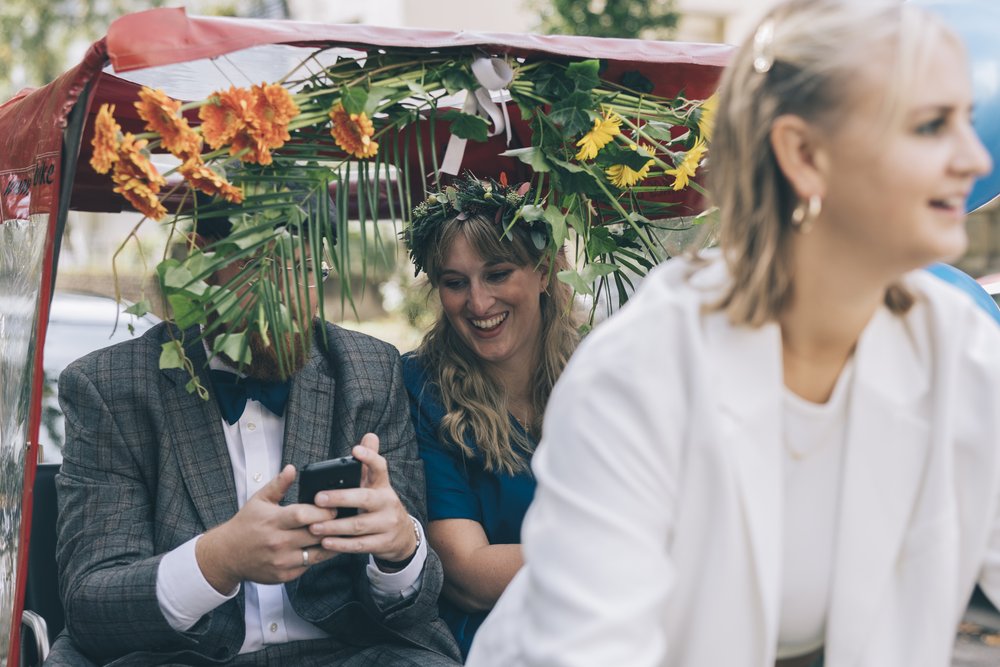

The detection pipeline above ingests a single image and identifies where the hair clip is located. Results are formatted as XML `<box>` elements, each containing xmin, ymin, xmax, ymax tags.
<box><xmin>752</xmin><ymin>19</ymin><xmax>776</xmax><ymax>74</ymax></box>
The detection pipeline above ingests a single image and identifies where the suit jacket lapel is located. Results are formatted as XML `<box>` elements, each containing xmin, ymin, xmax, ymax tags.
<box><xmin>158</xmin><ymin>327</ymin><xmax>240</xmax><ymax>531</ymax></box>
<box><xmin>706</xmin><ymin>309</ymin><xmax>785</xmax><ymax>651</ymax></box>
<box><xmin>282</xmin><ymin>336</ymin><xmax>337</xmax><ymax>505</ymax></box>
<box><xmin>825</xmin><ymin>306</ymin><xmax>931</xmax><ymax>665</ymax></box>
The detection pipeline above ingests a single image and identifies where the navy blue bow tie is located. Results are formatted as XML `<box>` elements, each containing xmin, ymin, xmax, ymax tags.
<box><xmin>209</xmin><ymin>370</ymin><xmax>291</xmax><ymax>425</ymax></box>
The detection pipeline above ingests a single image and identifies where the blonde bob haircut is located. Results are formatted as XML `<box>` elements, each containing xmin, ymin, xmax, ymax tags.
<box><xmin>415</xmin><ymin>214</ymin><xmax>578</xmax><ymax>475</ymax></box>
<box><xmin>709</xmin><ymin>0</ymin><xmax>955</xmax><ymax>326</ymax></box>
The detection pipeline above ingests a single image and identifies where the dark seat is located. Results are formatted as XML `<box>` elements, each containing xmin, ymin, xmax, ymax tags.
<box><xmin>22</xmin><ymin>462</ymin><xmax>62</xmax><ymax>665</ymax></box>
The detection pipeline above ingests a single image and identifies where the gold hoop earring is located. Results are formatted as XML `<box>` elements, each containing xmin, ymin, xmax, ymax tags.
<box><xmin>791</xmin><ymin>195</ymin><xmax>822</xmax><ymax>234</ymax></box>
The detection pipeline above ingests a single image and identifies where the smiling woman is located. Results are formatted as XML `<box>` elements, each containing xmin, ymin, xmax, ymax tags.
<box><xmin>399</xmin><ymin>174</ymin><xmax>578</xmax><ymax>657</ymax></box>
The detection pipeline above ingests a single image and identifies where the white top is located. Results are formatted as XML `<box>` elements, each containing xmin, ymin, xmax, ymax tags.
<box><xmin>776</xmin><ymin>359</ymin><xmax>853</xmax><ymax>659</ymax></box>
<box><xmin>155</xmin><ymin>355</ymin><xmax>427</xmax><ymax>653</ymax></box>
<box><xmin>466</xmin><ymin>253</ymin><xmax>1000</xmax><ymax>667</ymax></box>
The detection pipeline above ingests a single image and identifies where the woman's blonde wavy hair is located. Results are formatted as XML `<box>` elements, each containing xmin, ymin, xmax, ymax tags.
<box><xmin>415</xmin><ymin>214</ymin><xmax>578</xmax><ymax>475</ymax></box>
<box><xmin>709</xmin><ymin>0</ymin><xmax>952</xmax><ymax>325</ymax></box>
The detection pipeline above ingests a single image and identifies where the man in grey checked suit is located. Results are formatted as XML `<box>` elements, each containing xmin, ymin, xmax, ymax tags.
<box><xmin>47</xmin><ymin>217</ymin><xmax>462</xmax><ymax>666</ymax></box>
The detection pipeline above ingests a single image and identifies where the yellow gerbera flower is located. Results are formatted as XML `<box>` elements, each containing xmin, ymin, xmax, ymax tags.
<box><xmin>606</xmin><ymin>143</ymin><xmax>655</xmax><ymax>189</ymax></box>
<box><xmin>575</xmin><ymin>110</ymin><xmax>622</xmax><ymax>161</ymax></box>
<box><xmin>665</xmin><ymin>138</ymin><xmax>708</xmax><ymax>191</ymax></box>
<box><xmin>697</xmin><ymin>94</ymin><xmax>717</xmax><ymax>142</ymax></box>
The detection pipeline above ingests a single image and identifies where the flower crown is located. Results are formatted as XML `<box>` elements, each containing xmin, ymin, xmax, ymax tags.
<box><xmin>403</xmin><ymin>173</ymin><xmax>551</xmax><ymax>277</ymax></box>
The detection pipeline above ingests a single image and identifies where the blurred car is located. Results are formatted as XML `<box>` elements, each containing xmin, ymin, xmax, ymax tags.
<box><xmin>39</xmin><ymin>292</ymin><xmax>159</xmax><ymax>462</ymax></box>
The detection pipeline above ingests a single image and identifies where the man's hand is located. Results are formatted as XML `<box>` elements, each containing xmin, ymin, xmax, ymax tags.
<box><xmin>308</xmin><ymin>433</ymin><xmax>419</xmax><ymax>566</ymax></box>
<box><xmin>195</xmin><ymin>464</ymin><xmax>338</xmax><ymax>594</ymax></box>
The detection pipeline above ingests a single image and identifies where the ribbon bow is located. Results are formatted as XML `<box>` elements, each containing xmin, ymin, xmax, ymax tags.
<box><xmin>440</xmin><ymin>57</ymin><xmax>515</xmax><ymax>175</ymax></box>
<box><xmin>209</xmin><ymin>370</ymin><xmax>291</xmax><ymax>425</ymax></box>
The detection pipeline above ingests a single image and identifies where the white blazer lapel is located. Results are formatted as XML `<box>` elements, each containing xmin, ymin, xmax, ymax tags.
<box><xmin>706</xmin><ymin>309</ymin><xmax>785</xmax><ymax>653</ymax></box>
<box><xmin>826</xmin><ymin>306</ymin><xmax>932</xmax><ymax>665</ymax></box>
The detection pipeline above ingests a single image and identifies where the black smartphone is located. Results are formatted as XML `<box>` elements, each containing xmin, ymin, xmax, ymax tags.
<box><xmin>297</xmin><ymin>455</ymin><xmax>363</xmax><ymax>516</ymax></box>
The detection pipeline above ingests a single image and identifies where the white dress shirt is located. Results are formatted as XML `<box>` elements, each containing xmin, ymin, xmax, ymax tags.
<box><xmin>155</xmin><ymin>355</ymin><xmax>426</xmax><ymax>653</ymax></box>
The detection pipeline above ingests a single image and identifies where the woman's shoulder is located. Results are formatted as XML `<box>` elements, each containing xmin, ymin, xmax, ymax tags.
<box><xmin>401</xmin><ymin>350</ymin><xmax>433</xmax><ymax>390</ymax></box>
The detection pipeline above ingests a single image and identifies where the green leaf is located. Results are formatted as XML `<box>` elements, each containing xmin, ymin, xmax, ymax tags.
<box><xmin>363</xmin><ymin>86</ymin><xmax>394</xmax><ymax>116</ymax></box>
<box><xmin>587</xmin><ymin>227</ymin><xmax>619</xmax><ymax>256</ymax></box>
<box><xmin>501</xmin><ymin>146</ymin><xmax>551</xmax><ymax>173</ymax></box>
<box><xmin>557</xmin><ymin>269</ymin><xmax>594</xmax><ymax>296</ymax></box>
<box><xmin>566</xmin><ymin>60</ymin><xmax>601</xmax><ymax>93</ymax></box>
<box><xmin>213</xmin><ymin>332</ymin><xmax>252</xmax><ymax>366</ymax></box>
<box><xmin>530</xmin><ymin>62</ymin><xmax>575</xmax><ymax>99</ymax></box>
<box><xmin>440</xmin><ymin>65</ymin><xmax>476</xmax><ymax>95</ymax></box>
<box><xmin>167</xmin><ymin>294</ymin><xmax>206</xmax><ymax>330</ymax></box>
<box><xmin>159</xmin><ymin>340</ymin><xmax>185</xmax><ymax>371</ymax></box>
<box><xmin>544</xmin><ymin>207</ymin><xmax>568</xmax><ymax>247</ymax></box>
<box><xmin>340</xmin><ymin>85</ymin><xmax>368</xmax><ymax>116</ymax></box>
<box><xmin>441</xmin><ymin>109</ymin><xmax>489</xmax><ymax>142</ymax></box>
<box><xmin>619</xmin><ymin>70</ymin><xmax>655</xmax><ymax>94</ymax></box>
<box><xmin>548</xmin><ymin>91</ymin><xmax>594</xmax><ymax>136</ymax></box>
<box><xmin>581</xmin><ymin>261</ymin><xmax>620</xmax><ymax>281</ymax></box>
<box><xmin>123</xmin><ymin>299</ymin><xmax>152</xmax><ymax>318</ymax></box>
<box><xmin>160</xmin><ymin>262</ymin><xmax>210</xmax><ymax>297</ymax></box>
<box><xmin>641</xmin><ymin>121</ymin><xmax>676</xmax><ymax>142</ymax></box>
<box><xmin>566</xmin><ymin>211</ymin><xmax>585</xmax><ymax>236</ymax></box>
<box><xmin>520</xmin><ymin>204</ymin><xmax>546</xmax><ymax>222</ymax></box>
<box><xmin>597</xmin><ymin>143</ymin><xmax>655</xmax><ymax>170</ymax></box>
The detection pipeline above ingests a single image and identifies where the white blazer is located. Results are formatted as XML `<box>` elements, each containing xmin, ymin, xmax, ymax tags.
<box><xmin>467</xmin><ymin>256</ymin><xmax>1000</xmax><ymax>667</ymax></box>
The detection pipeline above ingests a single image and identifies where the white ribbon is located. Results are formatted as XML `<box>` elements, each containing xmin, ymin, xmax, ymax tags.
<box><xmin>439</xmin><ymin>57</ymin><xmax>514</xmax><ymax>175</ymax></box>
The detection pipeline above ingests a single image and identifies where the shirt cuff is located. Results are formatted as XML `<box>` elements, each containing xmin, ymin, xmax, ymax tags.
<box><xmin>366</xmin><ymin>516</ymin><xmax>427</xmax><ymax>607</ymax></box>
<box><xmin>156</xmin><ymin>535</ymin><xmax>239</xmax><ymax>632</ymax></box>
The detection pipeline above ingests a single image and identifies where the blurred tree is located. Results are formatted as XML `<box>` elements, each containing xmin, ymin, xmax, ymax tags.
<box><xmin>0</xmin><ymin>0</ymin><xmax>288</xmax><ymax>101</ymax></box>
<box><xmin>532</xmin><ymin>0</ymin><xmax>678</xmax><ymax>39</ymax></box>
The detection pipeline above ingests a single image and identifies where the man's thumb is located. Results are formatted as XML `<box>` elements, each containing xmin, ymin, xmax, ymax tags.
<box><xmin>259</xmin><ymin>464</ymin><xmax>296</xmax><ymax>503</ymax></box>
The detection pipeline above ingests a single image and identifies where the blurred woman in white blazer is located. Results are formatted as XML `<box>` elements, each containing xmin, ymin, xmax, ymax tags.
<box><xmin>466</xmin><ymin>0</ymin><xmax>1000</xmax><ymax>666</ymax></box>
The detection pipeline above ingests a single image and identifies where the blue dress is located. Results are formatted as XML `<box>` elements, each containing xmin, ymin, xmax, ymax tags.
<box><xmin>401</xmin><ymin>353</ymin><xmax>537</xmax><ymax>659</ymax></box>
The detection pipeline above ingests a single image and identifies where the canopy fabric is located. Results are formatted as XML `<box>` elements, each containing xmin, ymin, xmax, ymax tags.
<box><xmin>0</xmin><ymin>8</ymin><xmax>732</xmax><ymax>217</ymax></box>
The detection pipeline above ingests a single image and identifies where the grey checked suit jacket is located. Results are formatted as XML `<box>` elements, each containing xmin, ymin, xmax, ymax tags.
<box><xmin>51</xmin><ymin>321</ymin><xmax>461</xmax><ymax>666</ymax></box>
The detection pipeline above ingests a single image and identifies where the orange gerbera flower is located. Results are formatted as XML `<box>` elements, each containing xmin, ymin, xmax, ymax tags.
<box><xmin>90</xmin><ymin>104</ymin><xmax>122</xmax><ymax>174</ymax></box>
<box><xmin>329</xmin><ymin>103</ymin><xmax>379</xmax><ymax>159</ymax></box>
<box><xmin>179</xmin><ymin>158</ymin><xmax>244</xmax><ymax>204</ymax></box>
<box><xmin>111</xmin><ymin>133</ymin><xmax>167</xmax><ymax>220</ymax></box>
<box><xmin>251</xmin><ymin>83</ymin><xmax>299</xmax><ymax>148</ymax></box>
<box><xmin>113</xmin><ymin>134</ymin><xmax>166</xmax><ymax>188</ymax></box>
<box><xmin>199</xmin><ymin>86</ymin><xmax>256</xmax><ymax>150</ymax></box>
<box><xmin>113</xmin><ymin>177</ymin><xmax>168</xmax><ymax>221</ymax></box>
<box><xmin>135</xmin><ymin>87</ymin><xmax>202</xmax><ymax>160</ymax></box>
